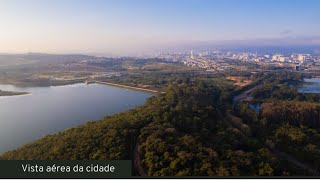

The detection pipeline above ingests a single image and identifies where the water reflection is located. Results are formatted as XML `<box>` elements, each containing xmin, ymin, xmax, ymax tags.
<box><xmin>299</xmin><ymin>78</ymin><xmax>320</xmax><ymax>94</ymax></box>
<box><xmin>0</xmin><ymin>83</ymin><xmax>152</xmax><ymax>153</ymax></box>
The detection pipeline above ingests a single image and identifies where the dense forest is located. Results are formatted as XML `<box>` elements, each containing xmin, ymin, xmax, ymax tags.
<box><xmin>1</xmin><ymin>72</ymin><xmax>320</xmax><ymax>176</ymax></box>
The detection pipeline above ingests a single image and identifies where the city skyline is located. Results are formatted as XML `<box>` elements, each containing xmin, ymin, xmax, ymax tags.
<box><xmin>0</xmin><ymin>0</ymin><xmax>319</xmax><ymax>55</ymax></box>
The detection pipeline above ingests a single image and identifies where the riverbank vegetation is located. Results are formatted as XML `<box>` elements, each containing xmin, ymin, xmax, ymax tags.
<box><xmin>0</xmin><ymin>90</ymin><xmax>29</xmax><ymax>96</ymax></box>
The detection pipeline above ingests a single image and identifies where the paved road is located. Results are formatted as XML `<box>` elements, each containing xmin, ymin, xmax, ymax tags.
<box><xmin>232</xmin><ymin>83</ymin><xmax>263</xmax><ymax>109</ymax></box>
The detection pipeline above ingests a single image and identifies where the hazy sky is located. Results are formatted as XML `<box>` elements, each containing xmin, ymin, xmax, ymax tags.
<box><xmin>0</xmin><ymin>0</ymin><xmax>319</xmax><ymax>55</ymax></box>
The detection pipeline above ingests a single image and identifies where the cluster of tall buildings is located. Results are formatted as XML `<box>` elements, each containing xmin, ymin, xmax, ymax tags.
<box><xmin>271</xmin><ymin>54</ymin><xmax>311</xmax><ymax>63</ymax></box>
<box><xmin>154</xmin><ymin>50</ymin><xmax>320</xmax><ymax>71</ymax></box>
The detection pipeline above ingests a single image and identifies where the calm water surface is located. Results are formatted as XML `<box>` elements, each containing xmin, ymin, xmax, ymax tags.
<box><xmin>0</xmin><ymin>83</ymin><xmax>152</xmax><ymax>154</ymax></box>
<box><xmin>298</xmin><ymin>78</ymin><xmax>320</xmax><ymax>94</ymax></box>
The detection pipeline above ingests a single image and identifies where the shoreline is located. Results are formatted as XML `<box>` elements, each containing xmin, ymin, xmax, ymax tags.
<box><xmin>0</xmin><ymin>82</ymin><xmax>152</xmax><ymax>154</ymax></box>
<box><xmin>0</xmin><ymin>81</ymin><xmax>164</xmax><ymax>95</ymax></box>
<box><xmin>94</xmin><ymin>81</ymin><xmax>164</xmax><ymax>94</ymax></box>
<box><xmin>0</xmin><ymin>80</ymin><xmax>165</xmax><ymax>99</ymax></box>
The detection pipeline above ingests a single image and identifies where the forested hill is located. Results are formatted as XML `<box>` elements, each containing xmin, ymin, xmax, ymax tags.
<box><xmin>1</xmin><ymin>79</ymin><xmax>318</xmax><ymax>176</ymax></box>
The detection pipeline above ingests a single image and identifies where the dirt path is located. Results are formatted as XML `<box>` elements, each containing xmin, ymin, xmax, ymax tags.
<box><xmin>133</xmin><ymin>142</ymin><xmax>147</xmax><ymax>176</ymax></box>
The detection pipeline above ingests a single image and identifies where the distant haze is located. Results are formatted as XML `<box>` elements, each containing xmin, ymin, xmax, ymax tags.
<box><xmin>0</xmin><ymin>0</ymin><xmax>319</xmax><ymax>56</ymax></box>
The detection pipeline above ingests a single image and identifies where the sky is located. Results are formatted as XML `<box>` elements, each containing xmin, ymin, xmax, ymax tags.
<box><xmin>0</xmin><ymin>0</ymin><xmax>319</xmax><ymax>55</ymax></box>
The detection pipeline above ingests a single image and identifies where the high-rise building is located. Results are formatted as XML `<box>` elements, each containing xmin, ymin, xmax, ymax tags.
<box><xmin>279</xmin><ymin>56</ymin><xmax>287</xmax><ymax>62</ymax></box>
<box><xmin>272</xmin><ymin>54</ymin><xmax>281</xmax><ymax>61</ymax></box>
<box><xmin>298</xmin><ymin>54</ymin><xmax>306</xmax><ymax>62</ymax></box>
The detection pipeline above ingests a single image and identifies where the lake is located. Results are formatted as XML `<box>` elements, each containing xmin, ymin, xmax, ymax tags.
<box><xmin>0</xmin><ymin>83</ymin><xmax>153</xmax><ymax>154</ymax></box>
<box><xmin>298</xmin><ymin>78</ymin><xmax>320</xmax><ymax>94</ymax></box>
